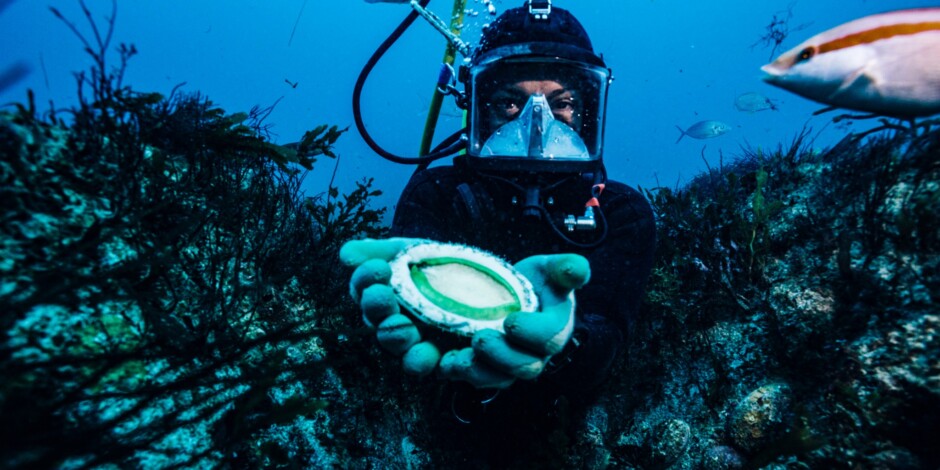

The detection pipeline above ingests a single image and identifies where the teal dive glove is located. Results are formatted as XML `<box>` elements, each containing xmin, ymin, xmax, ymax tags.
<box><xmin>339</xmin><ymin>238</ymin><xmax>590</xmax><ymax>389</ymax></box>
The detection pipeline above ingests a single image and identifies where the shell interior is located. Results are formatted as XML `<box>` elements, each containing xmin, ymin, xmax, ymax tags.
<box><xmin>389</xmin><ymin>242</ymin><xmax>538</xmax><ymax>336</ymax></box>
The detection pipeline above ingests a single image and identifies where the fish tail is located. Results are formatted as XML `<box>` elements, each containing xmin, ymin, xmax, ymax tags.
<box><xmin>674</xmin><ymin>125</ymin><xmax>686</xmax><ymax>144</ymax></box>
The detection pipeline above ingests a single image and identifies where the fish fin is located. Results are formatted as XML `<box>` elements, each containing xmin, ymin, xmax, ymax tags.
<box><xmin>674</xmin><ymin>125</ymin><xmax>686</xmax><ymax>144</ymax></box>
<box><xmin>833</xmin><ymin>65</ymin><xmax>880</xmax><ymax>99</ymax></box>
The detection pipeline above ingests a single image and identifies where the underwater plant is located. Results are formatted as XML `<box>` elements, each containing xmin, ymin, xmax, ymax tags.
<box><xmin>0</xmin><ymin>3</ymin><xmax>389</xmax><ymax>468</ymax></box>
<box><xmin>752</xmin><ymin>2</ymin><xmax>812</xmax><ymax>61</ymax></box>
<box><xmin>607</xmin><ymin>125</ymin><xmax>940</xmax><ymax>469</ymax></box>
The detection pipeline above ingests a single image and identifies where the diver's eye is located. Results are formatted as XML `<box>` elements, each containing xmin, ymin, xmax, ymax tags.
<box><xmin>489</xmin><ymin>99</ymin><xmax>521</xmax><ymax>118</ymax></box>
<box><xmin>550</xmin><ymin>98</ymin><xmax>575</xmax><ymax>112</ymax></box>
<box><xmin>796</xmin><ymin>46</ymin><xmax>816</xmax><ymax>63</ymax></box>
<box><xmin>500</xmin><ymin>100</ymin><xmax>521</xmax><ymax>117</ymax></box>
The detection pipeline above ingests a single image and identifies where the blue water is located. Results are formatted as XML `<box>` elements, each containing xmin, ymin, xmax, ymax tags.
<box><xmin>2</xmin><ymin>0</ymin><xmax>936</xmax><ymax>212</ymax></box>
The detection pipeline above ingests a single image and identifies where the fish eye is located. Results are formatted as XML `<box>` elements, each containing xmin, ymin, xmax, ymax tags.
<box><xmin>796</xmin><ymin>46</ymin><xmax>816</xmax><ymax>63</ymax></box>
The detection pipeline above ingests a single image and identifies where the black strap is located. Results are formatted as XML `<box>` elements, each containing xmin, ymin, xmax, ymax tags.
<box><xmin>456</xmin><ymin>183</ymin><xmax>483</xmax><ymax>225</ymax></box>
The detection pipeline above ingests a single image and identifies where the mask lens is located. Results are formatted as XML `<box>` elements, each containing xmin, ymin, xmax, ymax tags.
<box><xmin>469</xmin><ymin>58</ymin><xmax>609</xmax><ymax>162</ymax></box>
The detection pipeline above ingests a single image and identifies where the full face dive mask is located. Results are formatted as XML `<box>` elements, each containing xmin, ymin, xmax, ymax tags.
<box><xmin>465</xmin><ymin>56</ymin><xmax>611</xmax><ymax>172</ymax></box>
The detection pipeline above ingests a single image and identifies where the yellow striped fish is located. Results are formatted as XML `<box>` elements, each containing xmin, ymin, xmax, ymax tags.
<box><xmin>761</xmin><ymin>8</ymin><xmax>940</xmax><ymax>118</ymax></box>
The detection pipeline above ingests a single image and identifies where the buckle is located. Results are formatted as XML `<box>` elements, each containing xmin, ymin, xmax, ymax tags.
<box><xmin>528</xmin><ymin>0</ymin><xmax>551</xmax><ymax>20</ymax></box>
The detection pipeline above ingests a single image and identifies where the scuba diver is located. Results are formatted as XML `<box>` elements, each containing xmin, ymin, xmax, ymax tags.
<box><xmin>342</xmin><ymin>0</ymin><xmax>655</xmax><ymax>447</ymax></box>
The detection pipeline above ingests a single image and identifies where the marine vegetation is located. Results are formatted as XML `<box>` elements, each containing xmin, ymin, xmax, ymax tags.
<box><xmin>752</xmin><ymin>2</ymin><xmax>812</xmax><ymax>61</ymax></box>
<box><xmin>607</xmin><ymin>125</ymin><xmax>940</xmax><ymax>469</ymax></box>
<box><xmin>0</xmin><ymin>5</ymin><xmax>391</xmax><ymax>468</ymax></box>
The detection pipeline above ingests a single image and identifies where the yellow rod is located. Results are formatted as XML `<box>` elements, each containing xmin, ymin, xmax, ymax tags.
<box><xmin>418</xmin><ymin>0</ymin><xmax>467</xmax><ymax>157</ymax></box>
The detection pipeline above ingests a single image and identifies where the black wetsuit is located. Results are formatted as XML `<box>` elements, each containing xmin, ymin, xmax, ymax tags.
<box><xmin>391</xmin><ymin>157</ymin><xmax>656</xmax><ymax>396</ymax></box>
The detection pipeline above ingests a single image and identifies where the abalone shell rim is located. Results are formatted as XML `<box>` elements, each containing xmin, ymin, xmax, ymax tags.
<box><xmin>389</xmin><ymin>242</ymin><xmax>539</xmax><ymax>336</ymax></box>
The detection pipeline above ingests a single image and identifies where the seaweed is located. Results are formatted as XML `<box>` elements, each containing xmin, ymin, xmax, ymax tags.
<box><xmin>610</xmin><ymin>124</ymin><xmax>940</xmax><ymax>468</ymax></box>
<box><xmin>0</xmin><ymin>2</ymin><xmax>387</xmax><ymax>468</ymax></box>
<box><xmin>752</xmin><ymin>2</ymin><xmax>812</xmax><ymax>61</ymax></box>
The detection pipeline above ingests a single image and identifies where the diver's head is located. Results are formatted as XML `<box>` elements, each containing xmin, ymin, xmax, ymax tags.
<box><xmin>462</xmin><ymin>1</ymin><xmax>612</xmax><ymax>173</ymax></box>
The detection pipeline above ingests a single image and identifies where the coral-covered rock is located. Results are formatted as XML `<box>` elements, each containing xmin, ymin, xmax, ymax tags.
<box><xmin>701</xmin><ymin>445</ymin><xmax>745</xmax><ymax>469</ymax></box>
<box><xmin>729</xmin><ymin>383</ymin><xmax>794</xmax><ymax>453</ymax></box>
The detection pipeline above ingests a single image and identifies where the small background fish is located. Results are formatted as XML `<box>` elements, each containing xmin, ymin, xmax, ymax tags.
<box><xmin>675</xmin><ymin>120</ymin><xmax>733</xmax><ymax>143</ymax></box>
<box><xmin>734</xmin><ymin>92</ymin><xmax>778</xmax><ymax>113</ymax></box>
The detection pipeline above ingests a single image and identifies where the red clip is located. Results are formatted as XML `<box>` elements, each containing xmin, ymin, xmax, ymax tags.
<box><xmin>585</xmin><ymin>184</ymin><xmax>605</xmax><ymax>207</ymax></box>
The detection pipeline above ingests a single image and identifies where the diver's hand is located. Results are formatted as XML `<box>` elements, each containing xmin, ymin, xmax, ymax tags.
<box><xmin>340</xmin><ymin>239</ymin><xmax>590</xmax><ymax>389</ymax></box>
<box><xmin>339</xmin><ymin>238</ymin><xmax>445</xmax><ymax>377</ymax></box>
<box><xmin>438</xmin><ymin>254</ymin><xmax>590</xmax><ymax>388</ymax></box>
